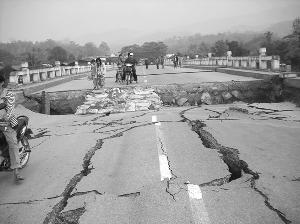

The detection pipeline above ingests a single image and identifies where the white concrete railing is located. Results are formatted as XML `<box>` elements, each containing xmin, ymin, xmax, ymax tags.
<box><xmin>9</xmin><ymin>64</ymin><xmax>91</xmax><ymax>85</ymax></box>
<box><xmin>184</xmin><ymin>55</ymin><xmax>280</xmax><ymax>71</ymax></box>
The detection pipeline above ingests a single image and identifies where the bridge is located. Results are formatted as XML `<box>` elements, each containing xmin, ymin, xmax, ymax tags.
<box><xmin>0</xmin><ymin>50</ymin><xmax>300</xmax><ymax>224</ymax></box>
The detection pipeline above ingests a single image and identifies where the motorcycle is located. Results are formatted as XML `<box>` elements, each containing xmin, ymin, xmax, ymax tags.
<box><xmin>124</xmin><ymin>63</ymin><xmax>133</xmax><ymax>85</ymax></box>
<box><xmin>0</xmin><ymin>116</ymin><xmax>31</xmax><ymax>171</ymax></box>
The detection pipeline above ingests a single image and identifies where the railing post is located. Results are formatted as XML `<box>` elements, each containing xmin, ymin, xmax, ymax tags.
<box><xmin>41</xmin><ymin>91</ymin><xmax>50</xmax><ymax>115</ymax></box>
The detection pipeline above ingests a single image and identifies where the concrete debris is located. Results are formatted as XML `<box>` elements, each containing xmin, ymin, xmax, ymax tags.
<box><xmin>201</xmin><ymin>92</ymin><xmax>212</xmax><ymax>105</ymax></box>
<box><xmin>75</xmin><ymin>87</ymin><xmax>162</xmax><ymax>115</ymax></box>
<box><xmin>222</xmin><ymin>92</ymin><xmax>233</xmax><ymax>100</ymax></box>
<box><xmin>231</xmin><ymin>90</ymin><xmax>242</xmax><ymax>99</ymax></box>
<box><xmin>176</xmin><ymin>97</ymin><xmax>188</xmax><ymax>106</ymax></box>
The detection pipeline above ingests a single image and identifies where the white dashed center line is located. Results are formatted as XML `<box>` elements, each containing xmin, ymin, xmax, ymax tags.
<box><xmin>152</xmin><ymin>115</ymin><xmax>170</xmax><ymax>181</ymax></box>
<box><xmin>152</xmin><ymin>115</ymin><xmax>211</xmax><ymax>223</ymax></box>
<box><xmin>187</xmin><ymin>183</ymin><xmax>211</xmax><ymax>224</ymax></box>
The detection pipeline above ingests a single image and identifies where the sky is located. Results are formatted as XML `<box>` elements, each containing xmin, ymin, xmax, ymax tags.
<box><xmin>0</xmin><ymin>0</ymin><xmax>300</xmax><ymax>50</ymax></box>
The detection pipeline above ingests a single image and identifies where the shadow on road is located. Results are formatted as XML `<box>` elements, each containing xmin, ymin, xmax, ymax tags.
<box><xmin>138</xmin><ymin>70</ymin><xmax>213</xmax><ymax>77</ymax></box>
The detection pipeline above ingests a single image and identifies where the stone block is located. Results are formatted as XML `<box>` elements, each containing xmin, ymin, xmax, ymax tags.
<box><xmin>160</xmin><ymin>94</ymin><xmax>174</xmax><ymax>105</ymax></box>
<box><xmin>194</xmin><ymin>94</ymin><xmax>202</xmax><ymax>105</ymax></box>
<box><xmin>214</xmin><ymin>95</ymin><xmax>224</xmax><ymax>104</ymax></box>
<box><xmin>222</xmin><ymin>92</ymin><xmax>233</xmax><ymax>101</ymax></box>
<box><xmin>231</xmin><ymin>90</ymin><xmax>243</xmax><ymax>99</ymax></box>
<box><xmin>176</xmin><ymin>97</ymin><xmax>188</xmax><ymax>106</ymax></box>
<box><xmin>243</xmin><ymin>91</ymin><xmax>255</xmax><ymax>99</ymax></box>
<box><xmin>125</xmin><ymin>102</ymin><xmax>136</xmax><ymax>112</ymax></box>
<box><xmin>201</xmin><ymin>92</ymin><xmax>212</xmax><ymax>105</ymax></box>
<box><xmin>187</xmin><ymin>94</ymin><xmax>197</xmax><ymax>106</ymax></box>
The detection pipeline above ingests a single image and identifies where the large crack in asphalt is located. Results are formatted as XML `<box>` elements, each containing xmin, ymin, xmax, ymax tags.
<box><xmin>43</xmin><ymin>113</ymin><xmax>155</xmax><ymax>224</ymax></box>
<box><xmin>43</xmin><ymin>139</ymin><xmax>104</xmax><ymax>224</ymax></box>
<box><xmin>249</xmin><ymin>177</ymin><xmax>292</xmax><ymax>224</ymax></box>
<box><xmin>40</xmin><ymin>107</ymin><xmax>293</xmax><ymax>223</ymax></box>
<box><xmin>57</xmin><ymin>207</ymin><xmax>85</xmax><ymax>224</ymax></box>
<box><xmin>0</xmin><ymin>195</ymin><xmax>62</xmax><ymax>206</ymax></box>
<box><xmin>179</xmin><ymin>107</ymin><xmax>291</xmax><ymax>224</ymax></box>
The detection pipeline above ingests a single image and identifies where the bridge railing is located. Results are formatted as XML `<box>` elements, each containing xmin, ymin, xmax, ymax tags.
<box><xmin>9</xmin><ymin>62</ymin><xmax>91</xmax><ymax>85</ymax></box>
<box><xmin>184</xmin><ymin>55</ymin><xmax>280</xmax><ymax>71</ymax></box>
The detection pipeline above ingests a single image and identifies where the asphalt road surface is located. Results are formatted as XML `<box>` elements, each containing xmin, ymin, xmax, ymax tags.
<box><xmin>0</xmin><ymin>101</ymin><xmax>299</xmax><ymax>224</ymax></box>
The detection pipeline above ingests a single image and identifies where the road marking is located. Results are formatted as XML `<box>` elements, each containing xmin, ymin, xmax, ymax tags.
<box><xmin>187</xmin><ymin>184</ymin><xmax>211</xmax><ymax>224</ymax></box>
<box><xmin>159</xmin><ymin>155</ymin><xmax>172</xmax><ymax>181</ymax></box>
<box><xmin>152</xmin><ymin>115</ymin><xmax>157</xmax><ymax>122</ymax></box>
<box><xmin>152</xmin><ymin>115</ymin><xmax>211</xmax><ymax>223</ymax></box>
<box><xmin>152</xmin><ymin>115</ymin><xmax>170</xmax><ymax>181</ymax></box>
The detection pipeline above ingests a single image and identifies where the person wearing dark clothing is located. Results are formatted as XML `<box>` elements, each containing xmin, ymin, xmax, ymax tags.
<box><xmin>116</xmin><ymin>54</ymin><xmax>124</xmax><ymax>82</ymax></box>
<box><xmin>173</xmin><ymin>55</ymin><xmax>179</xmax><ymax>68</ymax></box>
<box><xmin>160</xmin><ymin>55</ymin><xmax>165</xmax><ymax>69</ymax></box>
<box><xmin>155</xmin><ymin>57</ymin><xmax>160</xmax><ymax>69</ymax></box>
<box><xmin>145</xmin><ymin>58</ymin><xmax>149</xmax><ymax>69</ymax></box>
<box><xmin>124</xmin><ymin>52</ymin><xmax>138</xmax><ymax>82</ymax></box>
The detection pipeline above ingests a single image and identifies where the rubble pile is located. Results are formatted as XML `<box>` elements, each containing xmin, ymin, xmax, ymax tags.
<box><xmin>75</xmin><ymin>87</ymin><xmax>162</xmax><ymax>115</ymax></box>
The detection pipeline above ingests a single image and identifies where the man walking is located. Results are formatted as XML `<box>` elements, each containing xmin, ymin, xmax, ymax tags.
<box><xmin>155</xmin><ymin>57</ymin><xmax>160</xmax><ymax>69</ymax></box>
<box><xmin>160</xmin><ymin>55</ymin><xmax>165</xmax><ymax>69</ymax></box>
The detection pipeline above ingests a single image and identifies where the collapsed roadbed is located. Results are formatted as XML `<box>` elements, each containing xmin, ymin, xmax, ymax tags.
<box><xmin>20</xmin><ymin>77</ymin><xmax>291</xmax><ymax>115</ymax></box>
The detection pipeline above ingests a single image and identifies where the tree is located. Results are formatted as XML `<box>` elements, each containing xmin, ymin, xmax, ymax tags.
<box><xmin>198</xmin><ymin>42</ymin><xmax>210</xmax><ymax>57</ymax></box>
<box><xmin>98</xmin><ymin>42</ymin><xmax>111</xmax><ymax>56</ymax></box>
<box><xmin>187</xmin><ymin>44</ymin><xmax>198</xmax><ymax>57</ymax></box>
<box><xmin>0</xmin><ymin>49</ymin><xmax>15</xmax><ymax>66</ymax></box>
<box><xmin>140</xmin><ymin>42</ymin><xmax>168</xmax><ymax>61</ymax></box>
<box><xmin>84</xmin><ymin>42</ymin><xmax>99</xmax><ymax>57</ymax></box>
<box><xmin>292</xmin><ymin>17</ymin><xmax>300</xmax><ymax>44</ymax></box>
<box><xmin>280</xmin><ymin>18</ymin><xmax>300</xmax><ymax>70</ymax></box>
<box><xmin>211</xmin><ymin>40</ymin><xmax>228</xmax><ymax>56</ymax></box>
<box><xmin>68</xmin><ymin>53</ymin><xmax>76</xmax><ymax>62</ymax></box>
<box><xmin>293</xmin><ymin>17</ymin><xmax>300</xmax><ymax>35</ymax></box>
<box><xmin>261</xmin><ymin>31</ymin><xmax>276</xmax><ymax>55</ymax></box>
<box><xmin>48</xmin><ymin>46</ymin><xmax>68</xmax><ymax>63</ymax></box>
<box><xmin>121</xmin><ymin>44</ymin><xmax>141</xmax><ymax>57</ymax></box>
<box><xmin>227</xmin><ymin>41</ymin><xmax>249</xmax><ymax>56</ymax></box>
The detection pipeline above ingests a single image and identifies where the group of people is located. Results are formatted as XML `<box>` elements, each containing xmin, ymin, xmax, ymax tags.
<box><xmin>90</xmin><ymin>52</ymin><xmax>139</xmax><ymax>88</ymax></box>
<box><xmin>115</xmin><ymin>52</ymin><xmax>138</xmax><ymax>83</ymax></box>
<box><xmin>155</xmin><ymin>55</ymin><xmax>165</xmax><ymax>69</ymax></box>
<box><xmin>173</xmin><ymin>55</ymin><xmax>183</xmax><ymax>68</ymax></box>
<box><xmin>90</xmin><ymin>57</ymin><xmax>106</xmax><ymax>90</ymax></box>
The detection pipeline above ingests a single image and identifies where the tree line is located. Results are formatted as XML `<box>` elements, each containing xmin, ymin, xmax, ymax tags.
<box><xmin>0</xmin><ymin>39</ymin><xmax>111</xmax><ymax>68</ymax></box>
<box><xmin>120</xmin><ymin>42</ymin><xmax>168</xmax><ymax>62</ymax></box>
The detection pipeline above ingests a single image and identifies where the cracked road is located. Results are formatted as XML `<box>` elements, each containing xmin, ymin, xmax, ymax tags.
<box><xmin>0</xmin><ymin>102</ymin><xmax>300</xmax><ymax>224</ymax></box>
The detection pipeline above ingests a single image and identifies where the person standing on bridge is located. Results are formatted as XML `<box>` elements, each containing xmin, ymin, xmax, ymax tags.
<box><xmin>96</xmin><ymin>57</ymin><xmax>106</xmax><ymax>89</ymax></box>
<box><xmin>145</xmin><ymin>58</ymin><xmax>149</xmax><ymax>69</ymax></box>
<box><xmin>116</xmin><ymin>54</ymin><xmax>124</xmax><ymax>82</ymax></box>
<box><xmin>0</xmin><ymin>72</ymin><xmax>24</xmax><ymax>182</ymax></box>
<box><xmin>155</xmin><ymin>57</ymin><xmax>160</xmax><ymax>69</ymax></box>
<box><xmin>178</xmin><ymin>56</ymin><xmax>183</xmax><ymax>68</ymax></box>
<box><xmin>173</xmin><ymin>55</ymin><xmax>178</xmax><ymax>69</ymax></box>
<box><xmin>160</xmin><ymin>55</ymin><xmax>165</xmax><ymax>69</ymax></box>
<box><xmin>90</xmin><ymin>59</ymin><xmax>97</xmax><ymax>89</ymax></box>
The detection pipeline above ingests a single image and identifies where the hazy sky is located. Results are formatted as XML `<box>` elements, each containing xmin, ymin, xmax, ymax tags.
<box><xmin>1</xmin><ymin>0</ymin><xmax>299</xmax><ymax>48</ymax></box>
